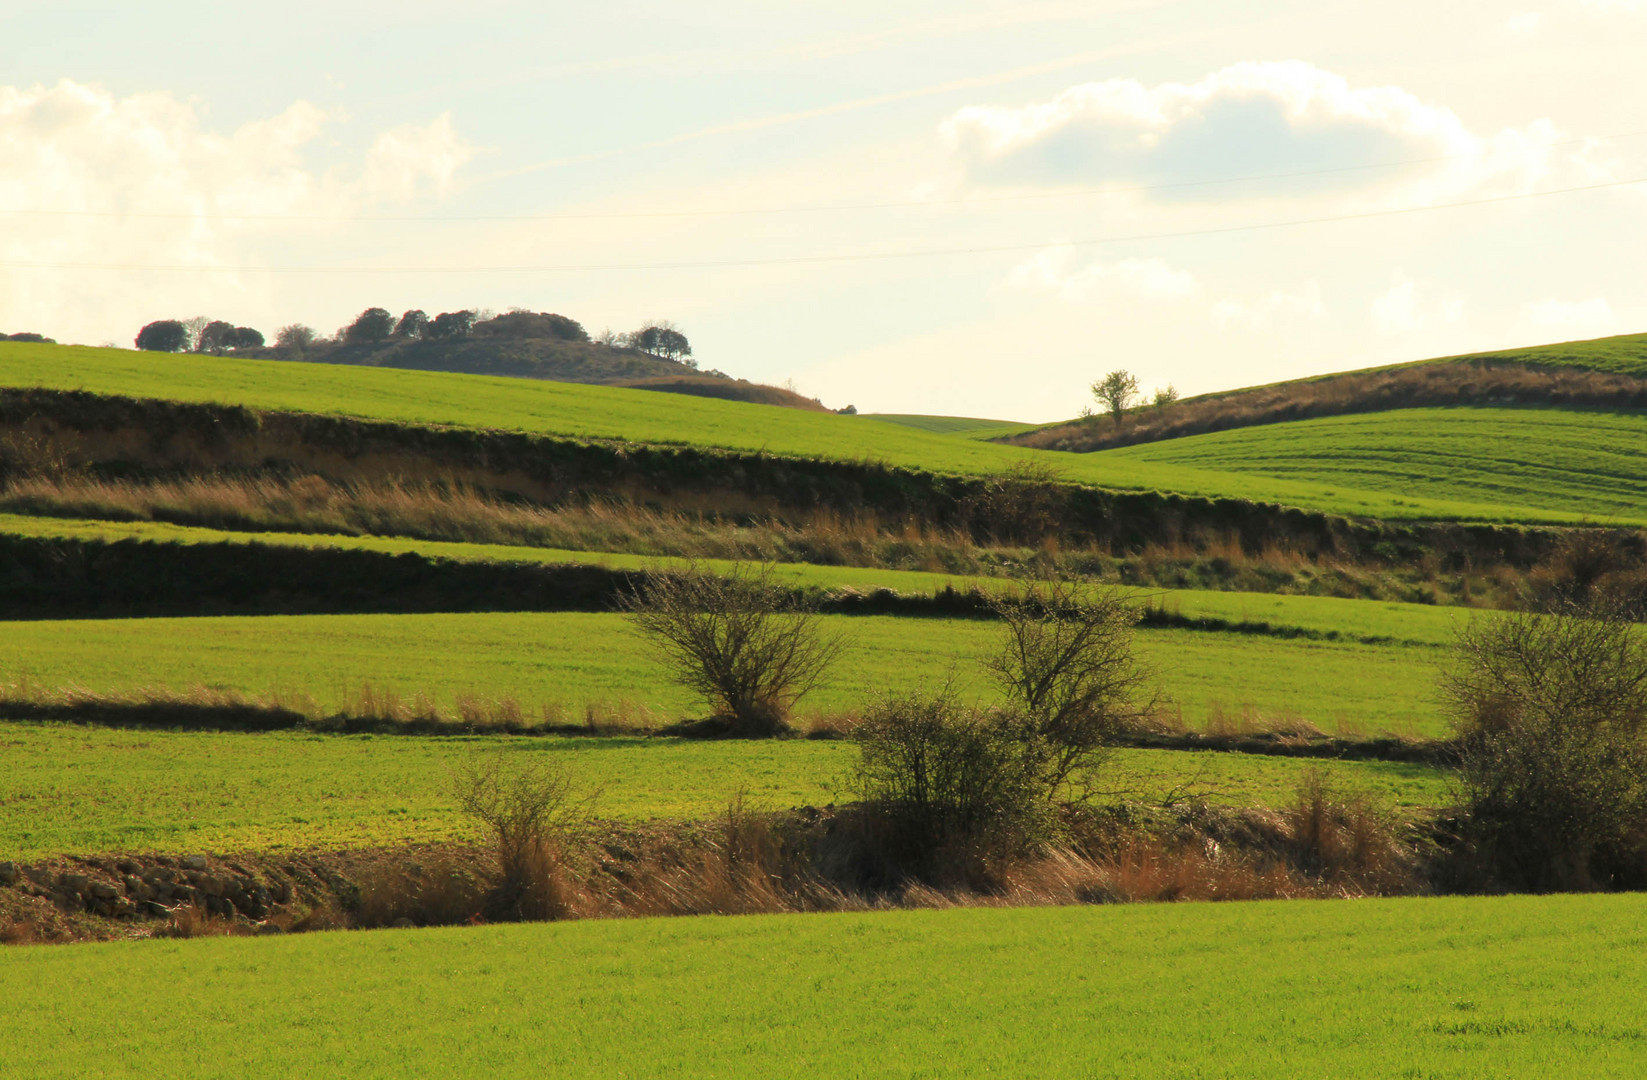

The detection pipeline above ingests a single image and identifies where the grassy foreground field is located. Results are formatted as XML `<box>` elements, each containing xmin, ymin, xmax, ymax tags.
<box><xmin>0</xmin><ymin>721</ymin><xmax>1447</xmax><ymax>857</ymax></box>
<box><xmin>0</xmin><ymin>341</ymin><xmax>1630</xmax><ymax>523</ymax></box>
<box><xmin>0</xmin><ymin>610</ymin><xmax>1449</xmax><ymax>735</ymax></box>
<box><xmin>5</xmin><ymin>894</ymin><xmax>1645</xmax><ymax>1077</ymax></box>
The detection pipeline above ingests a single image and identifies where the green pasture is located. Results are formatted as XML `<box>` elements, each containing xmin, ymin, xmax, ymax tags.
<box><xmin>0</xmin><ymin>510</ymin><xmax>1471</xmax><ymax>646</ymax></box>
<box><xmin>0</xmin><ymin>610</ymin><xmax>1450</xmax><ymax>736</ymax></box>
<box><xmin>7</xmin><ymin>894</ymin><xmax>1646</xmax><ymax>1077</ymax></box>
<box><xmin>862</xmin><ymin>412</ymin><xmax>1038</xmax><ymax>437</ymax></box>
<box><xmin>1098</xmin><ymin>406</ymin><xmax>1647</xmax><ymax>523</ymax></box>
<box><xmin>2</xmin><ymin>341</ymin><xmax>1635</xmax><ymax>523</ymax></box>
<box><xmin>0</xmin><ymin>721</ymin><xmax>1446</xmax><ymax>858</ymax></box>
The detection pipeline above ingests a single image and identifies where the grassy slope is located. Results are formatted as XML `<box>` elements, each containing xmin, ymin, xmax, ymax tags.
<box><xmin>0</xmin><ymin>722</ymin><xmax>1445</xmax><ymax>857</ymax></box>
<box><xmin>1440</xmin><ymin>330</ymin><xmax>1647</xmax><ymax>376</ymax></box>
<box><xmin>863</xmin><ymin>413</ymin><xmax>1038</xmax><ymax>438</ymax></box>
<box><xmin>7</xmin><ymin>895</ymin><xmax>1646</xmax><ymax>1077</ymax></box>
<box><xmin>0</xmin><ymin>512</ymin><xmax>1467</xmax><ymax>645</ymax></box>
<box><xmin>0</xmin><ymin>341</ymin><xmax>1615</xmax><ymax>523</ymax></box>
<box><xmin>1095</xmin><ymin>407</ymin><xmax>1647</xmax><ymax>522</ymax></box>
<box><xmin>0</xmin><ymin>610</ymin><xmax>1451</xmax><ymax>735</ymax></box>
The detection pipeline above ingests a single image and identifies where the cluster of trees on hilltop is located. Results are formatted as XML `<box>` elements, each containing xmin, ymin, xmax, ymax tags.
<box><xmin>0</xmin><ymin>332</ymin><xmax>56</xmax><ymax>343</ymax></box>
<box><xmin>135</xmin><ymin>318</ymin><xmax>264</xmax><ymax>354</ymax></box>
<box><xmin>134</xmin><ymin>306</ymin><xmax>696</xmax><ymax>367</ymax></box>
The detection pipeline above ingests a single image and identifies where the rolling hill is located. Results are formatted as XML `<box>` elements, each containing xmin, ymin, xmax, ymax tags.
<box><xmin>2</xmin><ymin>338</ymin><xmax>1645</xmax><ymax>525</ymax></box>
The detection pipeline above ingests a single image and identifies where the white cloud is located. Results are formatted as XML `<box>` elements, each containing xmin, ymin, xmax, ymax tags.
<box><xmin>1370</xmin><ymin>274</ymin><xmax>1465</xmax><ymax>335</ymax></box>
<box><xmin>1004</xmin><ymin>249</ymin><xmax>1199</xmax><ymax>302</ymax></box>
<box><xmin>1525</xmin><ymin>296</ymin><xmax>1619</xmax><ymax>336</ymax></box>
<box><xmin>941</xmin><ymin>61</ymin><xmax>1561</xmax><ymax>200</ymax></box>
<box><xmin>1506</xmin><ymin>11</ymin><xmax>1545</xmax><ymax>33</ymax></box>
<box><xmin>0</xmin><ymin>79</ymin><xmax>473</xmax><ymax>341</ymax></box>
<box><xmin>1212</xmin><ymin>282</ymin><xmax>1325</xmax><ymax>329</ymax></box>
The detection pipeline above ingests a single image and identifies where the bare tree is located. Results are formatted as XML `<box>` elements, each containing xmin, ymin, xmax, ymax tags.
<box><xmin>986</xmin><ymin>577</ymin><xmax>1152</xmax><ymax>792</ymax></box>
<box><xmin>1091</xmin><ymin>370</ymin><xmax>1140</xmax><ymax>428</ymax></box>
<box><xmin>621</xmin><ymin>563</ymin><xmax>842</xmax><ymax>736</ymax></box>
<box><xmin>180</xmin><ymin>316</ymin><xmax>210</xmax><ymax>353</ymax></box>
<box><xmin>275</xmin><ymin>324</ymin><xmax>317</xmax><ymax>354</ymax></box>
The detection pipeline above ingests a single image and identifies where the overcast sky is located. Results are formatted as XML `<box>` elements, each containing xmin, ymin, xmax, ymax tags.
<box><xmin>1</xmin><ymin>0</ymin><xmax>1643</xmax><ymax>419</ymax></box>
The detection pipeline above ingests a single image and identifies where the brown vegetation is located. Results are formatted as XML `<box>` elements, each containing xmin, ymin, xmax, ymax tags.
<box><xmin>1011</xmin><ymin>360</ymin><xmax>1647</xmax><ymax>453</ymax></box>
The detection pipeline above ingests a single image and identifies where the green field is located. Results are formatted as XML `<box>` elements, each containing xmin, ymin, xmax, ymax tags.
<box><xmin>0</xmin><ymin>721</ymin><xmax>1447</xmax><ymax>857</ymax></box>
<box><xmin>5</xmin><ymin>894</ymin><xmax>1644</xmax><ymax>1077</ymax></box>
<box><xmin>1097</xmin><ymin>406</ymin><xmax>1647</xmax><ymax>522</ymax></box>
<box><xmin>863</xmin><ymin>413</ymin><xmax>1038</xmax><ymax>437</ymax></box>
<box><xmin>2</xmin><ymin>341</ymin><xmax>1635</xmax><ymax>523</ymax></box>
<box><xmin>0</xmin><ymin>510</ymin><xmax>1470</xmax><ymax>645</ymax></box>
<box><xmin>0</xmin><ymin>609</ymin><xmax>1450</xmax><ymax>735</ymax></box>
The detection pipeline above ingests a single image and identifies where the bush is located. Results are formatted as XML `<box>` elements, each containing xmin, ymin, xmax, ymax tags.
<box><xmin>986</xmin><ymin>578</ymin><xmax>1152</xmax><ymax>792</ymax></box>
<box><xmin>851</xmin><ymin>688</ymin><xmax>1056</xmax><ymax>878</ymax></box>
<box><xmin>621</xmin><ymin>563</ymin><xmax>841</xmax><ymax>736</ymax></box>
<box><xmin>455</xmin><ymin>753</ymin><xmax>582</xmax><ymax>920</ymax></box>
<box><xmin>1442</xmin><ymin>604</ymin><xmax>1647</xmax><ymax>890</ymax></box>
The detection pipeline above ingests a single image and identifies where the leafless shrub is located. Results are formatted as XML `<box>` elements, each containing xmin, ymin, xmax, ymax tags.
<box><xmin>986</xmin><ymin>577</ymin><xmax>1153</xmax><ymax>792</ymax></box>
<box><xmin>355</xmin><ymin>854</ymin><xmax>487</xmax><ymax>929</ymax></box>
<box><xmin>1441</xmin><ymin>603</ymin><xmax>1647</xmax><ymax>890</ymax></box>
<box><xmin>621</xmin><ymin>563</ymin><xmax>842</xmax><ymax>736</ymax></box>
<box><xmin>455</xmin><ymin>753</ymin><xmax>585</xmax><ymax>920</ymax></box>
<box><xmin>1286</xmin><ymin>768</ymin><xmax>1412</xmax><ymax>892</ymax></box>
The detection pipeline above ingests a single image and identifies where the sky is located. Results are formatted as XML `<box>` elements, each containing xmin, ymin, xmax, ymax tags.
<box><xmin>1</xmin><ymin>0</ymin><xmax>1643</xmax><ymax>420</ymax></box>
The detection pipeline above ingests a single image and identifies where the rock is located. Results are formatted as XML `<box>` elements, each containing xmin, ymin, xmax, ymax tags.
<box><xmin>272</xmin><ymin>879</ymin><xmax>293</xmax><ymax>904</ymax></box>
<box><xmin>143</xmin><ymin>867</ymin><xmax>176</xmax><ymax>884</ymax></box>
<box><xmin>198</xmin><ymin>876</ymin><xmax>224</xmax><ymax>898</ymax></box>
<box><xmin>88</xmin><ymin>882</ymin><xmax>120</xmax><ymax>900</ymax></box>
<box><xmin>143</xmin><ymin>900</ymin><xmax>174</xmax><ymax>918</ymax></box>
<box><xmin>256</xmin><ymin>923</ymin><xmax>284</xmax><ymax>936</ymax></box>
<box><xmin>0</xmin><ymin>861</ymin><xmax>17</xmax><ymax>885</ymax></box>
<box><xmin>116</xmin><ymin>860</ymin><xmax>140</xmax><ymax>875</ymax></box>
<box><xmin>60</xmin><ymin>873</ymin><xmax>90</xmax><ymax>895</ymax></box>
<box><xmin>181</xmin><ymin>855</ymin><xmax>208</xmax><ymax>872</ymax></box>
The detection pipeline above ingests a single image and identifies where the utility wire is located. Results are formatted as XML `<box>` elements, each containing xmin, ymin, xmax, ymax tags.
<box><xmin>2</xmin><ymin>174</ymin><xmax>1642</xmax><ymax>275</ymax></box>
<box><xmin>2</xmin><ymin>130</ymin><xmax>1644</xmax><ymax>224</ymax></box>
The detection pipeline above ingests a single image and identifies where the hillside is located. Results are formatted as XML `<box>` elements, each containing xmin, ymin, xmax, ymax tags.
<box><xmin>3</xmin><ymin>339</ymin><xmax>1644</xmax><ymax>527</ymax></box>
<box><xmin>249</xmin><ymin>334</ymin><xmax>827</xmax><ymax>410</ymax></box>
<box><xmin>1012</xmin><ymin>331</ymin><xmax>1647</xmax><ymax>453</ymax></box>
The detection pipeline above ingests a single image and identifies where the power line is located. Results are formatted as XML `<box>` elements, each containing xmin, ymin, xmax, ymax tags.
<box><xmin>3</xmin><ymin>174</ymin><xmax>1641</xmax><ymax>275</ymax></box>
<box><xmin>2</xmin><ymin>130</ymin><xmax>1644</xmax><ymax>224</ymax></box>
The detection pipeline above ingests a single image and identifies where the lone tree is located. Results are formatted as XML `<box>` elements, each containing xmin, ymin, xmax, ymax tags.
<box><xmin>1442</xmin><ymin>601</ymin><xmax>1647</xmax><ymax>890</ymax></box>
<box><xmin>621</xmin><ymin>563</ymin><xmax>841</xmax><ymax>737</ymax></box>
<box><xmin>1091</xmin><ymin>370</ymin><xmax>1140</xmax><ymax>428</ymax></box>
<box><xmin>135</xmin><ymin>320</ymin><xmax>187</xmax><ymax>352</ymax></box>
<box><xmin>344</xmin><ymin>307</ymin><xmax>395</xmax><ymax>345</ymax></box>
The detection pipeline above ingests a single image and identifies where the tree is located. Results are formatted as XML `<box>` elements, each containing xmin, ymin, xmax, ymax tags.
<box><xmin>196</xmin><ymin>320</ymin><xmax>236</xmax><ymax>354</ymax></box>
<box><xmin>135</xmin><ymin>320</ymin><xmax>187</xmax><ymax>353</ymax></box>
<box><xmin>180</xmin><ymin>316</ymin><xmax>210</xmax><ymax>353</ymax></box>
<box><xmin>985</xmin><ymin>578</ymin><xmax>1151</xmax><ymax>793</ymax></box>
<box><xmin>1091</xmin><ymin>370</ymin><xmax>1140</xmax><ymax>428</ymax></box>
<box><xmin>344</xmin><ymin>307</ymin><xmax>395</xmax><ymax>345</ymax></box>
<box><xmin>1442</xmin><ymin>603</ymin><xmax>1647</xmax><ymax>890</ymax></box>
<box><xmin>227</xmin><ymin>326</ymin><xmax>264</xmax><ymax>350</ymax></box>
<box><xmin>628</xmin><ymin>321</ymin><xmax>692</xmax><ymax>364</ymax></box>
<box><xmin>621</xmin><ymin>563</ymin><xmax>842</xmax><ymax>737</ymax></box>
<box><xmin>1152</xmin><ymin>384</ymin><xmax>1180</xmax><ymax>408</ymax></box>
<box><xmin>426</xmin><ymin>310</ymin><xmax>477</xmax><ymax>340</ymax></box>
<box><xmin>473</xmin><ymin>310</ymin><xmax>589</xmax><ymax>342</ymax></box>
<box><xmin>274</xmin><ymin>324</ymin><xmax>317</xmax><ymax>354</ymax></box>
<box><xmin>393</xmin><ymin>309</ymin><xmax>429</xmax><ymax>339</ymax></box>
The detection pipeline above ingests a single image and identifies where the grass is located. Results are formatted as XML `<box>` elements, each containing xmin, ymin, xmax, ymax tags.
<box><xmin>1096</xmin><ymin>407</ymin><xmax>1647</xmax><ymax>523</ymax></box>
<box><xmin>0</xmin><ymin>719</ymin><xmax>1447</xmax><ymax>858</ymax></box>
<box><xmin>1447</xmin><ymin>330</ymin><xmax>1647</xmax><ymax>377</ymax></box>
<box><xmin>0</xmin><ymin>609</ymin><xmax>1451</xmax><ymax>736</ymax></box>
<box><xmin>5</xmin><ymin>894</ymin><xmax>1646</xmax><ymax>1077</ymax></box>
<box><xmin>2</xmin><ymin>341</ymin><xmax>1637</xmax><ymax>523</ymax></box>
<box><xmin>863</xmin><ymin>413</ymin><xmax>1038</xmax><ymax>437</ymax></box>
<box><xmin>0</xmin><ymin>510</ymin><xmax>1472</xmax><ymax>645</ymax></box>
